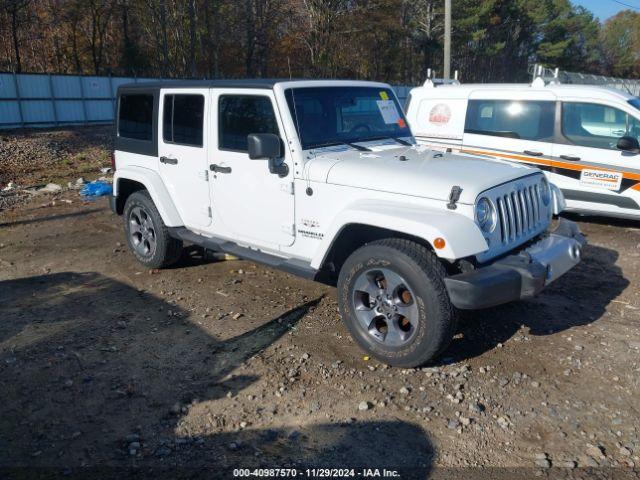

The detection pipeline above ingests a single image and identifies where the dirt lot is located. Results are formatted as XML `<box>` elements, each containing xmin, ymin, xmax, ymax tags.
<box><xmin>1</xmin><ymin>128</ymin><xmax>640</xmax><ymax>478</ymax></box>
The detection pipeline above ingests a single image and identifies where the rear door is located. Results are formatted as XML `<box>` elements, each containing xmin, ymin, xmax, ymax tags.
<box><xmin>462</xmin><ymin>91</ymin><xmax>557</xmax><ymax>172</ymax></box>
<box><xmin>552</xmin><ymin>101</ymin><xmax>640</xmax><ymax>215</ymax></box>
<box><xmin>158</xmin><ymin>89</ymin><xmax>212</xmax><ymax>228</ymax></box>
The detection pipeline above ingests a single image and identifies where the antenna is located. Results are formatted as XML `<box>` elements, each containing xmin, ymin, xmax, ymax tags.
<box><xmin>285</xmin><ymin>55</ymin><xmax>303</xmax><ymax>148</ymax></box>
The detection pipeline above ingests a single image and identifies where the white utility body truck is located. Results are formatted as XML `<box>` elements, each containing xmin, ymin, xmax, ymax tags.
<box><xmin>110</xmin><ymin>79</ymin><xmax>585</xmax><ymax>367</ymax></box>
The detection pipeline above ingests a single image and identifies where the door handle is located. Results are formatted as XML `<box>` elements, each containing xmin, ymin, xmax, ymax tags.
<box><xmin>210</xmin><ymin>164</ymin><xmax>232</xmax><ymax>174</ymax></box>
<box><xmin>160</xmin><ymin>156</ymin><xmax>178</xmax><ymax>165</ymax></box>
<box><xmin>523</xmin><ymin>150</ymin><xmax>543</xmax><ymax>156</ymax></box>
<box><xmin>559</xmin><ymin>154</ymin><xmax>581</xmax><ymax>161</ymax></box>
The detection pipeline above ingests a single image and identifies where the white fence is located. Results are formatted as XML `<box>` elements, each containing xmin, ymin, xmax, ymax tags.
<box><xmin>0</xmin><ymin>72</ymin><xmax>414</xmax><ymax>129</ymax></box>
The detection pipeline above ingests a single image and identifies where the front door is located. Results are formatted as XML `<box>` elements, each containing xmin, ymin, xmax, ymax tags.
<box><xmin>208</xmin><ymin>89</ymin><xmax>295</xmax><ymax>248</ymax></box>
<box><xmin>158</xmin><ymin>89</ymin><xmax>212</xmax><ymax>228</ymax></box>
<box><xmin>552</xmin><ymin>101</ymin><xmax>640</xmax><ymax>215</ymax></box>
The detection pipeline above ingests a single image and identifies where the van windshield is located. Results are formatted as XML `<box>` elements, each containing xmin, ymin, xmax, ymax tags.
<box><xmin>285</xmin><ymin>86</ymin><xmax>412</xmax><ymax>150</ymax></box>
<box><xmin>629</xmin><ymin>98</ymin><xmax>640</xmax><ymax>113</ymax></box>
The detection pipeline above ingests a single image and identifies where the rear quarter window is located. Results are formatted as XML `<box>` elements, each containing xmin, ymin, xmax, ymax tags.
<box><xmin>118</xmin><ymin>94</ymin><xmax>154</xmax><ymax>141</ymax></box>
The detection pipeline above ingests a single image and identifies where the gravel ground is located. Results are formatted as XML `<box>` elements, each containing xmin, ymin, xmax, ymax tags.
<box><xmin>0</xmin><ymin>128</ymin><xmax>639</xmax><ymax>479</ymax></box>
<box><xmin>0</xmin><ymin>126</ymin><xmax>112</xmax><ymax>210</ymax></box>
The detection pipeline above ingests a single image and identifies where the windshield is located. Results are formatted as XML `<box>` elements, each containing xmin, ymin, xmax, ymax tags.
<box><xmin>629</xmin><ymin>98</ymin><xmax>640</xmax><ymax>112</ymax></box>
<box><xmin>285</xmin><ymin>86</ymin><xmax>413</xmax><ymax>150</ymax></box>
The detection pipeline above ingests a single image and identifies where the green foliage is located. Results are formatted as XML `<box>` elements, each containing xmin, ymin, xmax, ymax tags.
<box><xmin>600</xmin><ymin>10</ymin><xmax>640</xmax><ymax>78</ymax></box>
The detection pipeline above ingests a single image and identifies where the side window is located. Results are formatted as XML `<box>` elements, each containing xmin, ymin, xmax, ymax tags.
<box><xmin>562</xmin><ymin>102</ymin><xmax>635</xmax><ymax>150</ymax></box>
<box><xmin>465</xmin><ymin>100</ymin><xmax>555</xmax><ymax>141</ymax></box>
<box><xmin>118</xmin><ymin>94</ymin><xmax>154</xmax><ymax>141</ymax></box>
<box><xmin>162</xmin><ymin>94</ymin><xmax>204</xmax><ymax>147</ymax></box>
<box><xmin>218</xmin><ymin>95</ymin><xmax>279</xmax><ymax>151</ymax></box>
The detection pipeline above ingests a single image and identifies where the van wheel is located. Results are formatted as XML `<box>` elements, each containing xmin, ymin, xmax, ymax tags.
<box><xmin>337</xmin><ymin>238</ymin><xmax>457</xmax><ymax>368</ymax></box>
<box><xmin>123</xmin><ymin>191</ymin><xmax>183</xmax><ymax>269</ymax></box>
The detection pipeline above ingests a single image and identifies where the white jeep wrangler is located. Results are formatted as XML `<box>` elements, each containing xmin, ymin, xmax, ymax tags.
<box><xmin>110</xmin><ymin>79</ymin><xmax>585</xmax><ymax>367</ymax></box>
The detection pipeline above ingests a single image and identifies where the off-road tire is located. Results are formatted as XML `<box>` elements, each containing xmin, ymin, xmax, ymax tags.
<box><xmin>123</xmin><ymin>191</ymin><xmax>183</xmax><ymax>269</ymax></box>
<box><xmin>337</xmin><ymin>238</ymin><xmax>457</xmax><ymax>367</ymax></box>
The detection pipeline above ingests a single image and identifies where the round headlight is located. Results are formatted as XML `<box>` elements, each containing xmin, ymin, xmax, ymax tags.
<box><xmin>540</xmin><ymin>177</ymin><xmax>551</xmax><ymax>206</ymax></box>
<box><xmin>476</xmin><ymin>197</ymin><xmax>496</xmax><ymax>233</ymax></box>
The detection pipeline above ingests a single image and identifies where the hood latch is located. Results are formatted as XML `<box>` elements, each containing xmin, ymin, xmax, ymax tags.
<box><xmin>447</xmin><ymin>186</ymin><xmax>463</xmax><ymax>210</ymax></box>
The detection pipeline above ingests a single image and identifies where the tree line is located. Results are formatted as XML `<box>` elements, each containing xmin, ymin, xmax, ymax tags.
<box><xmin>1</xmin><ymin>0</ymin><xmax>639</xmax><ymax>84</ymax></box>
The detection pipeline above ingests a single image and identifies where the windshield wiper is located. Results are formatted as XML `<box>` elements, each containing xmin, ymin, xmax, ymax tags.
<box><xmin>361</xmin><ymin>135</ymin><xmax>413</xmax><ymax>146</ymax></box>
<box><xmin>312</xmin><ymin>141</ymin><xmax>371</xmax><ymax>152</ymax></box>
<box><xmin>345</xmin><ymin>142</ymin><xmax>371</xmax><ymax>152</ymax></box>
<box><xmin>390</xmin><ymin>137</ymin><xmax>412</xmax><ymax>146</ymax></box>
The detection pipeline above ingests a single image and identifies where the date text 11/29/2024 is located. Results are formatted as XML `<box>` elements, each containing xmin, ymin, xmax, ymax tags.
<box><xmin>233</xmin><ymin>468</ymin><xmax>401</xmax><ymax>478</ymax></box>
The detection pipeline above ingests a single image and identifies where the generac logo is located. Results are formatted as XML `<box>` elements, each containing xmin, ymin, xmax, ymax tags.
<box><xmin>582</xmin><ymin>171</ymin><xmax>619</xmax><ymax>182</ymax></box>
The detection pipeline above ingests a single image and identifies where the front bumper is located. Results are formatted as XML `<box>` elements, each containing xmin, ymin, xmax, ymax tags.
<box><xmin>444</xmin><ymin>218</ymin><xmax>586</xmax><ymax>310</ymax></box>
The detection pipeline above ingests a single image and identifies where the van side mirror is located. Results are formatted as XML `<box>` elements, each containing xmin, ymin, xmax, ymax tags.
<box><xmin>247</xmin><ymin>133</ymin><xmax>288</xmax><ymax>177</ymax></box>
<box><xmin>617</xmin><ymin>135</ymin><xmax>640</xmax><ymax>152</ymax></box>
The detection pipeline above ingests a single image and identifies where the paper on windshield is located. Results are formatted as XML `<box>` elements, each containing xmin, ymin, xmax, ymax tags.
<box><xmin>376</xmin><ymin>100</ymin><xmax>401</xmax><ymax>125</ymax></box>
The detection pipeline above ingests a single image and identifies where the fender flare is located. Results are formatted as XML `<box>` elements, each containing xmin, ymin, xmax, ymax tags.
<box><xmin>113</xmin><ymin>166</ymin><xmax>184</xmax><ymax>227</ymax></box>
<box><xmin>310</xmin><ymin>200</ymin><xmax>488</xmax><ymax>269</ymax></box>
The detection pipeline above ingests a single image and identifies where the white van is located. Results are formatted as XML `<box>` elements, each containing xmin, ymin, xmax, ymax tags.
<box><xmin>405</xmin><ymin>79</ymin><xmax>640</xmax><ymax>220</ymax></box>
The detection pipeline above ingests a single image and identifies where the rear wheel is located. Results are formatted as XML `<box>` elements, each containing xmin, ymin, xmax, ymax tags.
<box><xmin>123</xmin><ymin>191</ymin><xmax>183</xmax><ymax>268</ymax></box>
<box><xmin>337</xmin><ymin>238</ymin><xmax>457</xmax><ymax>367</ymax></box>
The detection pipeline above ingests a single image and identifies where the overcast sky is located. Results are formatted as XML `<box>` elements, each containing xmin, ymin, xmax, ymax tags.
<box><xmin>573</xmin><ymin>0</ymin><xmax>638</xmax><ymax>20</ymax></box>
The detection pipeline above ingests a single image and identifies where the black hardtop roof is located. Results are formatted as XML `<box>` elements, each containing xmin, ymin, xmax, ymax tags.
<box><xmin>115</xmin><ymin>78</ymin><xmax>388</xmax><ymax>92</ymax></box>
<box><xmin>117</xmin><ymin>78</ymin><xmax>289</xmax><ymax>91</ymax></box>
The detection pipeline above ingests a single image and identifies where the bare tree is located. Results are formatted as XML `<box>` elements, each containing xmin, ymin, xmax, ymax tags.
<box><xmin>84</xmin><ymin>0</ymin><xmax>114</xmax><ymax>75</ymax></box>
<box><xmin>188</xmin><ymin>0</ymin><xmax>197</xmax><ymax>77</ymax></box>
<box><xmin>3</xmin><ymin>0</ymin><xmax>30</xmax><ymax>72</ymax></box>
<box><xmin>294</xmin><ymin>0</ymin><xmax>351</xmax><ymax>76</ymax></box>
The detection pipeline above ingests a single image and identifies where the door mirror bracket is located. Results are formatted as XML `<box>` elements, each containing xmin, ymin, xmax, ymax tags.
<box><xmin>617</xmin><ymin>135</ymin><xmax>640</xmax><ymax>153</ymax></box>
<box><xmin>268</xmin><ymin>158</ymin><xmax>289</xmax><ymax>177</ymax></box>
<box><xmin>247</xmin><ymin>133</ymin><xmax>288</xmax><ymax>176</ymax></box>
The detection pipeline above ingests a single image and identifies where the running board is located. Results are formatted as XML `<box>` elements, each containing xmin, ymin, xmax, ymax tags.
<box><xmin>168</xmin><ymin>227</ymin><xmax>318</xmax><ymax>280</ymax></box>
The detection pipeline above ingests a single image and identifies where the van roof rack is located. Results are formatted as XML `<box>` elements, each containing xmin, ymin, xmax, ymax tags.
<box><xmin>423</xmin><ymin>68</ymin><xmax>461</xmax><ymax>87</ymax></box>
<box><xmin>529</xmin><ymin>63</ymin><xmax>640</xmax><ymax>96</ymax></box>
<box><xmin>529</xmin><ymin>64</ymin><xmax>562</xmax><ymax>87</ymax></box>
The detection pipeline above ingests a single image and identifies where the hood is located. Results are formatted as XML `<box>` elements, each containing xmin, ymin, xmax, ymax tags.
<box><xmin>304</xmin><ymin>144</ymin><xmax>540</xmax><ymax>204</ymax></box>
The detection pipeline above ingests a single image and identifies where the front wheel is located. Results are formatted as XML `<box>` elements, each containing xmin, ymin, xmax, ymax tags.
<box><xmin>123</xmin><ymin>191</ymin><xmax>183</xmax><ymax>269</ymax></box>
<box><xmin>337</xmin><ymin>239</ymin><xmax>457</xmax><ymax>367</ymax></box>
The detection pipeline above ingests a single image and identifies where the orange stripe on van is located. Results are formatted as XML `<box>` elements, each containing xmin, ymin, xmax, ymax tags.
<box><xmin>632</xmin><ymin>184</ymin><xmax>640</xmax><ymax>191</ymax></box>
<box><xmin>461</xmin><ymin>148</ymin><xmax>640</xmax><ymax>182</ymax></box>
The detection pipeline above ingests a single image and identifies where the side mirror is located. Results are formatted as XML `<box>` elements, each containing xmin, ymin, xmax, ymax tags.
<box><xmin>247</xmin><ymin>133</ymin><xmax>288</xmax><ymax>177</ymax></box>
<box><xmin>617</xmin><ymin>135</ymin><xmax>640</xmax><ymax>152</ymax></box>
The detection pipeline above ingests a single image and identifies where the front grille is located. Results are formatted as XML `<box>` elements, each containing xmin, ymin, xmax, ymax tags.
<box><xmin>475</xmin><ymin>174</ymin><xmax>550</xmax><ymax>264</ymax></box>
<box><xmin>495</xmin><ymin>183</ymin><xmax>544</xmax><ymax>245</ymax></box>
